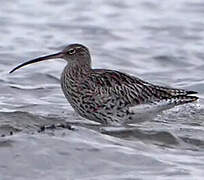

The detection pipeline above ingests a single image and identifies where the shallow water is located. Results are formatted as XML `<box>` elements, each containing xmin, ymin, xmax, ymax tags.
<box><xmin>1</xmin><ymin>0</ymin><xmax>204</xmax><ymax>179</ymax></box>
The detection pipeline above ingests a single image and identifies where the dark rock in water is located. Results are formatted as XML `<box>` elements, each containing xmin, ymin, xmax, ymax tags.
<box><xmin>38</xmin><ymin>123</ymin><xmax>74</xmax><ymax>133</ymax></box>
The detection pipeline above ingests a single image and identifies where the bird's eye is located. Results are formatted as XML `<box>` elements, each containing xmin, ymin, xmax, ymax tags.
<box><xmin>68</xmin><ymin>49</ymin><xmax>76</xmax><ymax>55</ymax></box>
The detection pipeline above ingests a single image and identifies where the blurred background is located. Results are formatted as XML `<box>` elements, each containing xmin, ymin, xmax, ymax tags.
<box><xmin>0</xmin><ymin>0</ymin><xmax>204</xmax><ymax>179</ymax></box>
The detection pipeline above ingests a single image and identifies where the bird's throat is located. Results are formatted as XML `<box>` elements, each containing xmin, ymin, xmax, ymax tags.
<box><xmin>65</xmin><ymin>63</ymin><xmax>91</xmax><ymax>80</ymax></box>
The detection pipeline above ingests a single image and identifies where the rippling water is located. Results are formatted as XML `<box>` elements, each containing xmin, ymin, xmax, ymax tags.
<box><xmin>1</xmin><ymin>0</ymin><xmax>204</xmax><ymax>179</ymax></box>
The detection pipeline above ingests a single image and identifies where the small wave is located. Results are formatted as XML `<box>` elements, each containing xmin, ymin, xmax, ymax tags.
<box><xmin>101</xmin><ymin>127</ymin><xmax>179</xmax><ymax>146</ymax></box>
<box><xmin>0</xmin><ymin>139</ymin><xmax>15</xmax><ymax>148</ymax></box>
<box><xmin>180</xmin><ymin>137</ymin><xmax>204</xmax><ymax>148</ymax></box>
<box><xmin>9</xmin><ymin>84</ymin><xmax>58</xmax><ymax>90</ymax></box>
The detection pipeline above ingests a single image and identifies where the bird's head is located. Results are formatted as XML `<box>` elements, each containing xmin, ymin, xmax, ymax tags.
<box><xmin>10</xmin><ymin>43</ymin><xmax>91</xmax><ymax>73</ymax></box>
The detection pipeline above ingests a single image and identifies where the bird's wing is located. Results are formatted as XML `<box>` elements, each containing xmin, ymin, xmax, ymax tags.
<box><xmin>85</xmin><ymin>69</ymin><xmax>198</xmax><ymax>106</ymax></box>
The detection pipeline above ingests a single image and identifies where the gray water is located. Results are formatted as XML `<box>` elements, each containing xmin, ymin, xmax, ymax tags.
<box><xmin>1</xmin><ymin>0</ymin><xmax>204</xmax><ymax>179</ymax></box>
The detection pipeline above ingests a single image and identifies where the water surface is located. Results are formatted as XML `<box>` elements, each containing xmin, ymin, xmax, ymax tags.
<box><xmin>0</xmin><ymin>0</ymin><xmax>204</xmax><ymax>179</ymax></box>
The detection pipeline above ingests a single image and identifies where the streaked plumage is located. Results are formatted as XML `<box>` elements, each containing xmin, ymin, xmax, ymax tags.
<box><xmin>10</xmin><ymin>43</ymin><xmax>198</xmax><ymax>125</ymax></box>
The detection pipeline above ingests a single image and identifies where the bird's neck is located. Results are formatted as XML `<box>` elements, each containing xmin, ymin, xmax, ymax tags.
<box><xmin>64</xmin><ymin>62</ymin><xmax>92</xmax><ymax>80</ymax></box>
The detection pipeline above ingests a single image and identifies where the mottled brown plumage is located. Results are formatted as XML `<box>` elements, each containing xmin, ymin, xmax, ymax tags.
<box><xmin>10</xmin><ymin>44</ymin><xmax>198</xmax><ymax>125</ymax></box>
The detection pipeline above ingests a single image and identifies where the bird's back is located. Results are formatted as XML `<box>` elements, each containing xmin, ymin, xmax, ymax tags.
<box><xmin>88</xmin><ymin>69</ymin><xmax>198</xmax><ymax>106</ymax></box>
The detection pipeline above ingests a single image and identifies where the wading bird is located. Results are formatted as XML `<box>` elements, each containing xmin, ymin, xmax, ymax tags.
<box><xmin>10</xmin><ymin>44</ymin><xmax>198</xmax><ymax>125</ymax></box>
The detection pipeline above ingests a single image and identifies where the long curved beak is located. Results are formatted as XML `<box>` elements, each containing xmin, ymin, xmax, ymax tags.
<box><xmin>9</xmin><ymin>52</ymin><xmax>64</xmax><ymax>73</ymax></box>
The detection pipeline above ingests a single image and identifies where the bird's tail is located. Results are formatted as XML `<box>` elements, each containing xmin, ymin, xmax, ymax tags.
<box><xmin>166</xmin><ymin>94</ymin><xmax>198</xmax><ymax>105</ymax></box>
<box><xmin>150</xmin><ymin>85</ymin><xmax>199</xmax><ymax>105</ymax></box>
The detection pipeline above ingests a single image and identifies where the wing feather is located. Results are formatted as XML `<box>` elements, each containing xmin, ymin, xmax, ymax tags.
<box><xmin>87</xmin><ymin>69</ymin><xmax>198</xmax><ymax>106</ymax></box>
